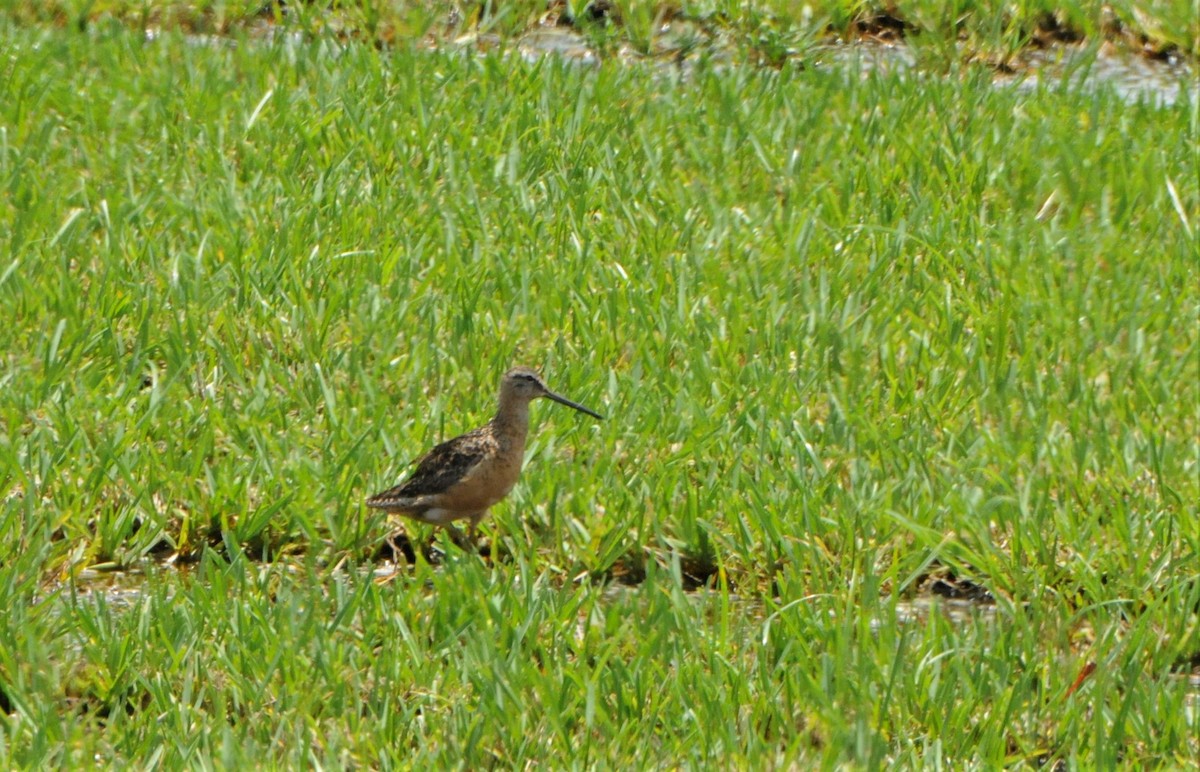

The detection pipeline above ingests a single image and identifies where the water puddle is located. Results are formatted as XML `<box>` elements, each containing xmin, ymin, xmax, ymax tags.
<box><xmin>516</xmin><ymin>28</ymin><xmax>598</xmax><ymax>66</ymax></box>
<box><xmin>137</xmin><ymin>16</ymin><xmax>1199</xmax><ymax>108</ymax></box>
<box><xmin>39</xmin><ymin>562</ymin><xmax>176</xmax><ymax>613</ymax></box>
<box><xmin>889</xmin><ymin>595</ymin><xmax>998</xmax><ymax>626</ymax></box>
<box><xmin>1006</xmin><ymin>45</ymin><xmax>1195</xmax><ymax>105</ymax></box>
<box><xmin>484</xmin><ymin>24</ymin><xmax>1195</xmax><ymax>106</ymax></box>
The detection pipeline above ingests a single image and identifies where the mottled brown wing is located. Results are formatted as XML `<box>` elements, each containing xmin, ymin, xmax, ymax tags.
<box><xmin>368</xmin><ymin>427</ymin><xmax>493</xmax><ymax>504</ymax></box>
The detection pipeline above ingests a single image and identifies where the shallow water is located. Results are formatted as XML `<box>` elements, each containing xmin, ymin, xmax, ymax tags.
<box><xmin>140</xmin><ymin>18</ymin><xmax>1195</xmax><ymax>108</ymax></box>
<box><xmin>41</xmin><ymin>562</ymin><xmax>174</xmax><ymax>613</ymax></box>
<box><xmin>1008</xmin><ymin>45</ymin><xmax>1195</xmax><ymax>106</ymax></box>
<box><xmin>501</xmin><ymin>24</ymin><xmax>1194</xmax><ymax>107</ymax></box>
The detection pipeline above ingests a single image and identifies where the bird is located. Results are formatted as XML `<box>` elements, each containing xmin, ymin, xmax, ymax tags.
<box><xmin>366</xmin><ymin>366</ymin><xmax>603</xmax><ymax>549</ymax></box>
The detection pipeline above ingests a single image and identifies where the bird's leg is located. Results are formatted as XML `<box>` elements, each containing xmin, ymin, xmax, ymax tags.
<box><xmin>468</xmin><ymin>511</ymin><xmax>494</xmax><ymax>558</ymax></box>
<box><xmin>466</xmin><ymin>513</ymin><xmax>483</xmax><ymax>544</ymax></box>
<box><xmin>443</xmin><ymin>522</ymin><xmax>474</xmax><ymax>552</ymax></box>
<box><xmin>443</xmin><ymin>513</ymin><xmax>487</xmax><ymax>553</ymax></box>
<box><xmin>435</xmin><ymin>513</ymin><xmax>488</xmax><ymax>553</ymax></box>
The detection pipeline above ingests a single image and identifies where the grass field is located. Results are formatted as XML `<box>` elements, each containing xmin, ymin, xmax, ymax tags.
<box><xmin>1</xmin><ymin>2</ymin><xmax>1198</xmax><ymax>767</ymax></box>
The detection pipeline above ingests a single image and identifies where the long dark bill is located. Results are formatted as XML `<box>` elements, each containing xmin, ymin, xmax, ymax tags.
<box><xmin>545</xmin><ymin>391</ymin><xmax>604</xmax><ymax>420</ymax></box>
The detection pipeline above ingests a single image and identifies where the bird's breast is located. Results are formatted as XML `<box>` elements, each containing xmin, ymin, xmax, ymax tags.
<box><xmin>438</xmin><ymin>443</ymin><xmax>525</xmax><ymax>513</ymax></box>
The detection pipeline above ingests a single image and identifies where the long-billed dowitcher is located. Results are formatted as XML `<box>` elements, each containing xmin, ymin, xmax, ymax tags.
<box><xmin>367</xmin><ymin>367</ymin><xmax>603</xmax><ymax>547</ymax></box>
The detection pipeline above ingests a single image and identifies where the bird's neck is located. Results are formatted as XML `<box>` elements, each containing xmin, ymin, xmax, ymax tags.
<box><xmin>491</xmin><ymin>397</ymin><xmax>530</xmax><ymax>444</ymax></box>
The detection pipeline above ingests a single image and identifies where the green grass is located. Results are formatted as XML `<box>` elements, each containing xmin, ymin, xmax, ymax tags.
<box><xmin>1</xmin><ymin>11</ymin><xmax>1198</xmax><ymax>768</ymax></box>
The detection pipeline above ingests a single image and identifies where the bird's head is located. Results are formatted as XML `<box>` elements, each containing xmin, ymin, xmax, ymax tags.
<box><xmin>500</xmin><ymin>367</ymin><xmax>603</xmax><ymax>419</ymax></box>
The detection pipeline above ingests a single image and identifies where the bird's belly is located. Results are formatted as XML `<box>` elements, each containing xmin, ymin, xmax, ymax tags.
<box><xmin>437</xmin><ymin>455</ymin><xmax>522</xmax><ymax>514</ymax></box>
<box><xmin>419</xmin><ymin>507</ymin><xmax>465</xmax><ymax>525</ymax></box>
